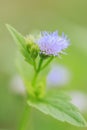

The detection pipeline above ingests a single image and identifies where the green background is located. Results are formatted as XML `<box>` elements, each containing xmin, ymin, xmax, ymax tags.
<box><xmin>0</xmin><ymin>0</ymin><xmax>87</xmax><ymax>129</ymax></box>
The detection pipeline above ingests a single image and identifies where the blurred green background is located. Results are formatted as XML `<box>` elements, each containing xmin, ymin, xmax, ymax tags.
<box><xmin>0</xmin><ymin>0</ymin><xmax>87</xmax><ymax>130</ymax></box>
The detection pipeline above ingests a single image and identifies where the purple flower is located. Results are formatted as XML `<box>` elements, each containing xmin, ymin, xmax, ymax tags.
<box><xmin>47</xmin><ymin>64</ymin><xmax>71</xmax><ymax>87</ymax></box>
<box><xmin>36</xmin><ymin>31</ymin><xmax>70</xmax><ymax>56</ymax></box>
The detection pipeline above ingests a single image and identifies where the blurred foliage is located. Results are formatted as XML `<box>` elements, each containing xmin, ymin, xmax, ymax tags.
<box><xmin>0</xmin><ymin>0</ymin><xmax>87</xmax><ymax>130</ymax></box>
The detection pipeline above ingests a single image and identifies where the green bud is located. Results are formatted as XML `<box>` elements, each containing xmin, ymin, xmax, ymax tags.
<box><xmin>25</xmin><ymin>80</ymin><xmax>45</xmax><ymax>99</ymax></box>
<box><xmin>30</xmin><ymin>44</ymin><xmax>39</xmax><ymax>59</ymax></box>
<box><xmin>26</xmin><ymin>43</ymin><xmax>32</xmax><ymax>53</ymax></box>
<box><xmin>24</xmin><ymin>81</ymin><xmax>35</xmax><ymax>97</ymax></box>
<box><xmin>25</xmin><ymin>36</ymin><xmax>34</xmax><ymax>53</ymax></box>
<box><xmin>34</xmin><ymin>82</ymin><xmax>45</xmax><ymax>99</ymax></box>
<box><xmin>25</xmin><ymin>35</ymin><xmax>35</xmax><ymax>44</ymax></box>
<box><xmin>25</xmin><ymin>35</ymin><xmax>39</xmax><ymax>60</ymax></box>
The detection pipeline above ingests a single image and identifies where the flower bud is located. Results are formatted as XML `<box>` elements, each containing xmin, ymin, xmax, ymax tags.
<box><xmin>25</xmin><ymin>35</ymin><xmax>39</xmax><ymax>60</ymax></box>
<box><xmin>34</xmin><ymin>82</ymin><xmax>45</xmax><ymax>99</ymax></box>
<box><xmin>30</xmin><ymin>44</ymin><xmax>39</xmax><ymax>59</ymax></box>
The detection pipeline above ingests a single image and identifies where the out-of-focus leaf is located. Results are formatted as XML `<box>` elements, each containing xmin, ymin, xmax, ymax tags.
<box><xmin>6</xmin><ymin>24</ymin><xmax>33</xmax><ymax>65</ymax></box>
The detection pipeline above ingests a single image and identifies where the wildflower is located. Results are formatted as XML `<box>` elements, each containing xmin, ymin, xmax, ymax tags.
<box><xmin>10</xmin><ymin>75</ymin><xmax>26</xmax><ymax>95</ymax></box>
<box><xmin>70</xmin><ymin>91</ymin><xmax>87</xmax><ymax>112</ymax></box>
<box><xmin>47</xmin><ymin>64</ymin><xmax>71</xmax><ymax>87</ymax></box>
<box><xmin>36</xmin><ymin>31</ymin><xmax>69</xmax><ymax>56</ymax></box>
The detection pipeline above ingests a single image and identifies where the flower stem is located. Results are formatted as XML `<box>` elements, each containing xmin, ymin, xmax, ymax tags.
<box><xmin>37</xmin><ymin>58</ymin><xmax>43</xmax><ymax>72</ymax></box>
<box><xmin>32</xmin><ymin>71</ymin><xmax>38</xmax><ymax>86</ymax></box>
<box><xmin>32</xmin><ymin>58</ymin><xmax>43</xmax><ymax>87</ymax></box>
<box><xmin>41</xmin><ymin>56</ymin><xmax>53</xmax><ymax>70</ymax></box>
<box><xmin>33</xmin><ymin>61</ymin><xmax>36</xmax><ymax>71</ymax></box>
<box><xmin>19</xmin><ymin>104</ymin><xmax>30</xmax><ymax>130</ymax></box>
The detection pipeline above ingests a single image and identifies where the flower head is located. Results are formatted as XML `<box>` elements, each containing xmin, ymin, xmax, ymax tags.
<box><xmin>36</xmin><ymin>31</ymin><xmax>70</xmax><ymax>56</ymax></box>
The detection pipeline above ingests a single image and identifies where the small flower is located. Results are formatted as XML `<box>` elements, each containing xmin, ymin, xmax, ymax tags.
<box><xmin>36</xmin><ymin>31</ymin><xmax>70</xmax><ymax>56</ymax></box>
<box><xmin>47</xmin><ymin>64</ymin><xmax>71</xmax><ymax>87</ymax></box>
<box><xmin>70</xmin><ymin>91</ymin><xmax>87</xmax><ymax>112</ymax></box>
<box><xmin>10</xmin><ymin>75</ymin><xmax>26</xmax><ymax>95</ymax></box>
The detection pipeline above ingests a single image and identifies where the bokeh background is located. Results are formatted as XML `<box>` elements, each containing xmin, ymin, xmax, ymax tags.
<box><xmin>0</xmin><ymin>0</ymin><xmax>87</xmax><ymax>130</ymax></box>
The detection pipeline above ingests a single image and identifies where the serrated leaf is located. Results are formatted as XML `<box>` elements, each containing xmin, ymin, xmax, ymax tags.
<box><xmin>6</xmin><ymin>24</ymin><xmax>34</xmax><ymax>65</ymax></box>
<box><xmin>27</xmin><ymin>91</ymin><xmax>87</xmax><ymax>127</ymax></box>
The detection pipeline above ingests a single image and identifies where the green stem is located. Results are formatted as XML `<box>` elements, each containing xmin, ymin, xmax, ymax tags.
<box><xmin>41</xmin><ymin>56</ymin><xmax>53</xmax><ymax>70</ymax></box>
<box><xmin>18</xmin><ymin>59</ymin><xmax>44</xmax><ymax>130</ymax></box>
<box><xmin>33</xmin><ymin>61</ymin><xmax>36</xmax><ymax>71</ymax></box>
<box><xmin>32</xmin><ymin>71</ymin><xmax>38</xmax><ymax>86</ymax></box>
<box><xmin>32</xmin><ymin>58</ymin><xmax>43</xmax><ymax>87</ymax></box>
<box><xmin>37</xmin><ymin>58</ymin><xmax>43</xmax><ymax>72</ymax></box>
<box><xmin>19</xmin><ymin>104</ymin><xmax>30</xmax><ymax>130</ymax></box>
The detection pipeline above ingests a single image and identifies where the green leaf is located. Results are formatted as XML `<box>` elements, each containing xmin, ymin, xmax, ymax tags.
<box><xmin>6</xmin><ymin>24</ymin><xmax>26</xmax><ymax>49</ymax></box>
<box><xmin>27</xmin><ymin>90</ymin><xmax>87</xmax><ymax>127</ymax></box>
<box><xmin>6</xmin><ymin>24</ymin><xmax>34</xmax><ymax>65</ymax></box>
<box><xmin>15</xmin><ymin>52</ymin><xmax>34</xmax><ymax>81</ymax></box>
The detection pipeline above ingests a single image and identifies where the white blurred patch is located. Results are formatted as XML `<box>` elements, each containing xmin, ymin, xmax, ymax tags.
<box><xmin>70</xmin><ymin>91</ymin><xmax>87</xmax><ymax>112</ymax></box>
<box><xmin>10</xmin><ymin>75</ymin><xmax>26</xmax><ymax>95</ymax></box>
<box><xmin>47</xmin><ymin>64</ymin><xmax>71</xmax><ymax>87</ymax></box>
